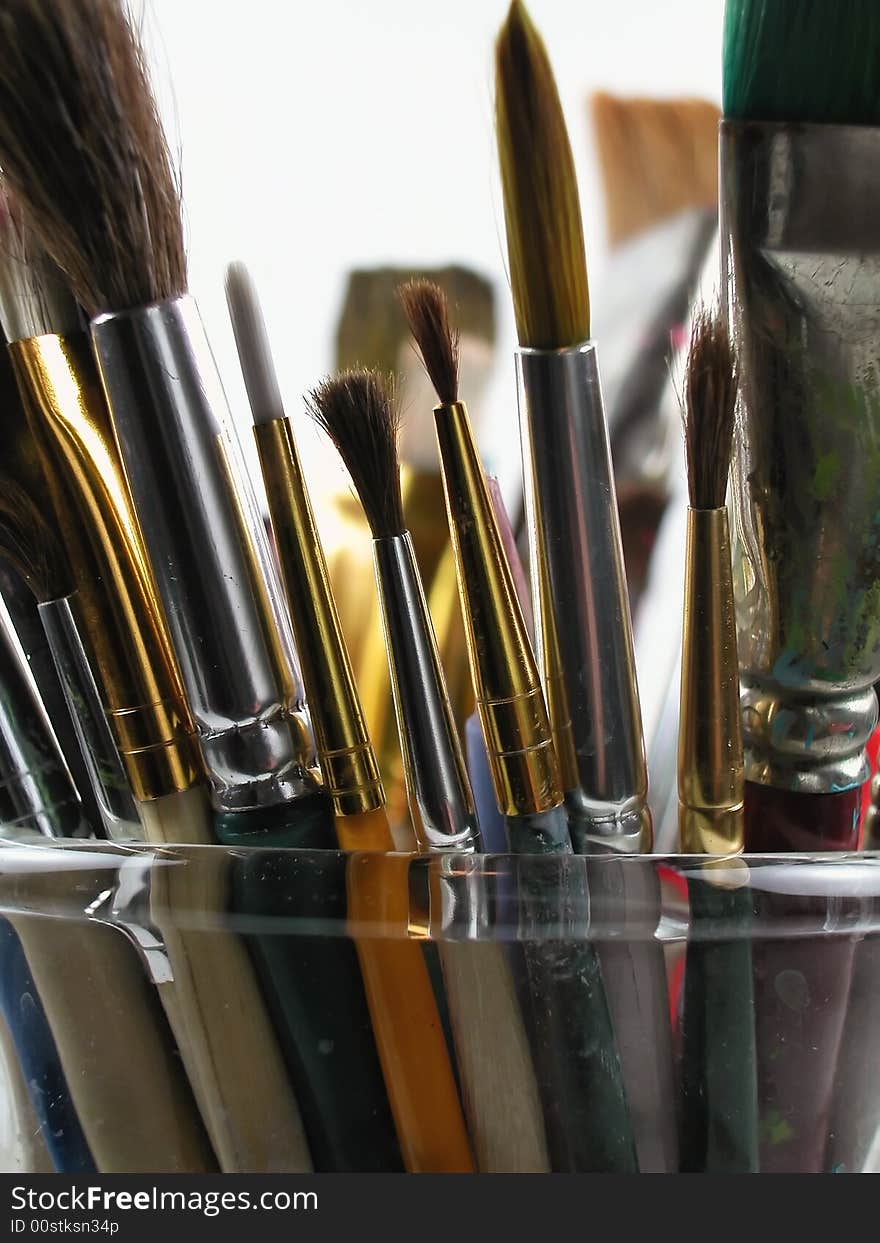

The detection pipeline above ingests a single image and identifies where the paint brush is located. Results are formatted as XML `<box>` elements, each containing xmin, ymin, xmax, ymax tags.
<box><xmin>0</xmin><ymin>475</ymin><xmax>312</xmax><ymax>1173</ymax></box>
<box><xmin>401</xmin><ymin>277</ymin><xmax>638</xmax><ymax>1171</ymax></box>
<box><xmin>495</xmin><ymin>0</ymin><xmax>677</xmax><ymax>1171</ymax></box>
<box><xmin>0</xmin><ymin>194</ymin><xmax>203</xmax><ymax>827</ymax></box>
<box><xmin>224</xmin><ymin>261</ymin><xmax>470</xmax><ymax>1172</ymax></box>
<box><xmin>0</xmin><ymin>0</ymin><xmax>327</xmax><ymax>833</ymax></box>
<box><xmin>720</xmin><ymin>0</ymin><xmax>880</xmax><ymax>1170</ymax></box>
<box><xmin>0</xmin><ymin>544</ymin><xmax>215</xmax><ymax>1171</ymax></box>
<box><xmin>676</xmin><ymin>305</ymin><xmax>758</xmax><ymax>1173</ymax></box>
<box><xmin>309</xmin><ymin>369</ymin><xmax>549</xmax><ymax>1172</ymax></box>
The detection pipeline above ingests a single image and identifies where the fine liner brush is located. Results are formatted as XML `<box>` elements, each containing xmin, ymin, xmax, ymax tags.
<box><xmin>225</xmin><ymin>262</ymin><xmax>465</xmax><ymax>1172</ymax></box>
<box><xmin>0</xmin><ymin>480</ymin><xmax>311</xmax><ymax>1174</ymax></box>
<box><xmin>676</xmin><ymin>306</ymin><xmax>758</xmax><ymax>1174</ymax></box>
<box><xmin>722</xmin><ymin>0</ymin><xmax>880</xmax><ymax>1172</ymax></box>
<box><xmin>402</xmin><ymin>278</ymin><xmax>637</xmax><ymax>1171</ymax></box>
<box><xmin>0</xmin><ymin>0</ymin><xmax>328</xmax><ymax>835</ymax></box>
<box><xmin>495</xmin><ymin>0</ymin><xmax>676</xmax><ymax>1172</ymax></box>
<box><xmin>0</xmin><ymin>558</ymin><xmax>215</xmax><ymax>1172</ymax></box>
<box><xmin>309</xmin><ymin>370</ymin><xmax>549</xmax><ymax>1173</ymax></box>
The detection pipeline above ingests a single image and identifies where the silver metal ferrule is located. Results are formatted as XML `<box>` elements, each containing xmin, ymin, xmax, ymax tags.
<box><xmin>516</xmin><ymin>343</ymin><xmax>651</xmax><ymax>851</ymax></box>
<box><xmin>0</xmin><ymin>620</ymin><xmax>88</xmax><ymax>840</ymax></box>
<box><xmin>722</xmin><ymin>120</ymin><xmax>880</xmax><ymax>794</ymax></box>
<box><xmin>37</xmin><ymin>596</ymin><xmax>143</xmax><ymax>842</ymax></box>
<box><xmin>373</xmin><ymin>533</ymin><xmax>480</xmax><ymax>852</ymax></box>
<box><xmin>91</xmin><ymin>296</ymin><xmax>316</xmax><ymax>812</ymax></box>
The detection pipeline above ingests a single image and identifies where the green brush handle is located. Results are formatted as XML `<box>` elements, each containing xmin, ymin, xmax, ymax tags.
<box><xmin>507</xmin><ymin>808</ymin><xmax>639</xmax><ymax>1172</ymax></box>
<box><xmin>679</xmin><ymin>874</ymin><xmax>759</xmax><ymax>1173</ymax></box>
<box><xmin>214</xmin><ymin>794</ymin><xmax>403</xmax><ymax>1172</ymax></box>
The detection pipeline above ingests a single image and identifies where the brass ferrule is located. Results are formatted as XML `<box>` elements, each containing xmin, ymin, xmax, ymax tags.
<box><xmin>254</xmin><ymin>417</ymin><xmax>384</xmax><ymax>818</ymax></box>
<box><xmin>434</xmin><ymin>401</ymin><xmax>562</xmax><ymax>817</ymax></box>
<box><xmin>9</xmin><ymin>334</ymin><xmax>200</xmax><ymax>802</ymax></box>
<box><xmin>678</xmin><ymin>507</ymin><xmax>744</xmax><ymax>853</ymax></box>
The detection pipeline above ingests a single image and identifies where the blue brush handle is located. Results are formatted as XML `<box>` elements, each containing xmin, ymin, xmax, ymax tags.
<box><xmin>0</xmin><ymin>919</ymin><xmax>94</xmax><ymax>1172</ymax></box>
<box><xmin>464</xmin><ymin>714</ymin><xmax>508</xmax><ymax>854</ymax></box>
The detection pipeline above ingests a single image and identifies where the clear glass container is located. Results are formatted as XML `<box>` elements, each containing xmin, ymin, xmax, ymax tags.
<box><xmin>0</xmin><ymin>837</ymin><xmax>878</xmax><ymax>1174</ymax></box>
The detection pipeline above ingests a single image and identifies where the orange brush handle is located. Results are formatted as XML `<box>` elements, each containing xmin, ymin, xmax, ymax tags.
<box><xmin>336</xmin><ymin>809</ymin><xmax>474</xmax><ymax>1172</ymax></box>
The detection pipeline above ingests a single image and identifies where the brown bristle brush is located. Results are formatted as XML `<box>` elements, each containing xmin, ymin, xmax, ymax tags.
<box><xmin>0</xmin><ymin>475</ymin><xmax>216</xmax><ymax>1173</ymax></box>
<box><xmin>309</xmin><ymin>368</ymin><xmax>550</xmax><ymax>1172</ymax></box>
<box><xmin>0</xmin><ymin>0</ymin><xmax>315</xmax><ymax>1173</ymax></box>
<box><xmin>0</xmin><ymin>0</ymin><xmax>320</xmax><ymax>826</ymax></box>
<box><xmin>676</xmin><ymin>307</ymin><xmax>758</xmax><ymax>1174</ymax></box>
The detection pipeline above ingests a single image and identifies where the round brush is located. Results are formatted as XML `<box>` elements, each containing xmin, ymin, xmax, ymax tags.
<box><xmin>494</xmin><ymin>0</ymin><xmax>677</xmax><ymax>1172</ymax></box>
<box><xmin>401</xmin><ymin>277</ymin><xmax>640</xmax><ymax>1172</ymax></box>
<box><xmin>676</xmin><ymin>305</ymin><xmax>758</xmax><ymax>1173</ymax></box>
<box><xmin>225</xmin><ymin>262</ymin><xmax>467</xmax><ymax>1172</ymax></box>
<box><xmin>309</xmin><ymin>369</ymin><xmax>553</xmax><ymax>1172</ymax></box>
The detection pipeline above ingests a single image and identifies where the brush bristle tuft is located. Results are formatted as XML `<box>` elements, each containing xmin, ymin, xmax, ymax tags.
<box><xmin>495</xmin><ymin>0</ymin><xmax>589</xmax><ymax>349</ymax></box>
<box><xmin>306</xmin><ymin>369</ymin><xmax>406</xmax><ymax>538</ymax></box>
<box><xmin>683</xmin><ymin>306</ymin><xmax>738</xmax><ymax>511</ymax></box>
<box><xmin>0</xmin><ymin>187</ymin><xmax>80</xmax><ymax>340</ymax></box>
<box><xmin>0</xmin><ymin>0</ymin><xmax>186</xmax><ymax>316</ymax></box>
<box><xmin>0</xmin><ymin>476</ymin><xmax>70</xmax><ymax>603</ymax></box>
<box><xmin>398</xmin><ymin>279</ymin><xmax>460</xmax><ymax>406</ymax></box>
<box><xmin>723</xmin><ymin>0</ymin><xmax>880</xmax><ymax>124</ymax></box>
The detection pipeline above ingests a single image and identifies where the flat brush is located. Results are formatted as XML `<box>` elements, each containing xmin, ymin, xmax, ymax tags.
<box><xmin>495</xmin><ymin>0</ymin><xmax>676</xmax><ymax>1172</ymax></box>
<box><xmin>309</xmin><ymin>369</ymin><xmax>549</xmax><ymax>1172</ymax></box>
<box><xmin>0</xmin><ymin>0</ymin><xmax>325</xmax><ymax>830</ymax></box>
<box><xmin>722</xmin><ymin>0</ymin><xmax>879</xmax><ymax>1172</ymax></box>
<box><xmin>676</xmin><ymin>306</ymin><xmax>758</xmax><ymax>1174</ymax></box>
<box><xmin>402</xmin><ymin>277</ymin><xmax>638</xmax><ymax>1171</ymax></box>
<box><xmin>225</xmin><ymin>261</ymin><xmax>469</xmax><ymax>1172</ymax></box>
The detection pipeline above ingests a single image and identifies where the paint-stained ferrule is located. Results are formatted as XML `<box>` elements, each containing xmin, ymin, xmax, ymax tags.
<box><xmin>433</xmin><ymin>400</ymin><xmax>562</xmax><ymax>818</ymax></box>
<box><xmin>255</xmin><ymin>416</ymin><xmax>384</xmax><ymax>818</ymax></box>
<box><xmin>516</xmin><ymin>342</ymin><xmax>651</xmax><ymax>851</ymax></box>
<box><xmin>678</xmin><ymin>507</ymin><xmax>744</xmax><ymax>854</ymax></box>
<box><xmin>722</xmin><ymin>120</ymin><xmax>880</xmax><ymax>794</ymax></box>
<box><xmin>10</xmin><ymin>333</ymin><xmax>199</xmax><ymax>802</ymax></box>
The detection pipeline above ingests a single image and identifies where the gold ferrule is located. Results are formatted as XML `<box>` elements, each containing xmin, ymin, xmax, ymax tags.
<box><xmin>678</xmin><ymin>507</ymin><xmax>744</xmax><ymax>853</ymax></box>
<box><xmin>10</xmin><ymin>335</ymin><xmax>200</xmax><ymax>802</ymax></box>
<box><xmin>254</xmin><ymin>417</ymin><xmax>384</xmax><ymax>817</ymax></box>
<box><xmin>434</xmin><ymin>401</ymin><xmax>562</xmax><ymax>817</ymax></box>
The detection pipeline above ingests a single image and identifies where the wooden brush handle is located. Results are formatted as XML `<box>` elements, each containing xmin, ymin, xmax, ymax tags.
<box><xmin>8</xmin><ymin>903</ymin><xmax>215</xmax><ymax>1173</ymax></box>
<box><xmin>437</xmin><ymin>938</ymin><xmax>551</xmax><ymax>1172</ymax></box>
<box><xmin>338</xmin><ymin>815</ymin><xmax>474</xmax><ymax>1173</ymax></box>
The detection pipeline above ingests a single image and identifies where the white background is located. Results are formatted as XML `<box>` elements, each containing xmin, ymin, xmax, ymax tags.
<box><xmin>136</xmin><ymin>0</ymin><xmax>724</xmax><ymax>510</ymax></box>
